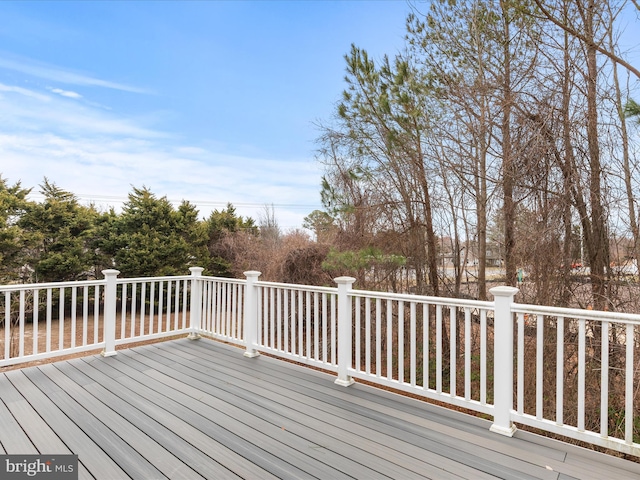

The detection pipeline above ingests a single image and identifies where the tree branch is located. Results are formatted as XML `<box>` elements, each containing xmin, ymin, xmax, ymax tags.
<box><xmin>533</xmin><ymin>0</ymin><xmax>640</xmax><ymax>80</ymax></box>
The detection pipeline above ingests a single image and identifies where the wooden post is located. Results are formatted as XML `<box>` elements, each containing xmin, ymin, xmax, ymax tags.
<box><xmin>335</xmin><ymin>276</ymin><xmax>356</xmax><ymax>386</ymax></box>
<box><xmin>188</xmin><ymin>267</ymin><xmax>204</xmax><ymax>340</ymax></box>
<box><xmin>489</xmin><ymin>285</ymin><xmax>519</xmax><ymax>436</ymax></box>
<box><xmin>243</xmin><ymin>271</ymin><xmax>261</xmax><ymax>358</ymax></box>
<box><xmin>101</xmin><ymin>269</ymin><xmax>120</xmax><ymax>357</ymax></box>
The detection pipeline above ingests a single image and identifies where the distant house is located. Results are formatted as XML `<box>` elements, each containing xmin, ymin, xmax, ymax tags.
<box><xmin>437</xmin><ymin>238</ymin><xmax>503</xmax><ymax>268</ymax></box>
<box><xmin>485</xmin><ymin>247</ymin><xmax>503</xmax><ymax>267</ymax></box>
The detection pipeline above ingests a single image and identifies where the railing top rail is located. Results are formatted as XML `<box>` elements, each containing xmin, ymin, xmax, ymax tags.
<box><xmin>512</xmin><ymin>302</ymin><xmax>640</xmax><ymax>325</ymax></box>
<box><xmin>350</xmin><ymin>288</ymin><xmax>495</xmax><ymax>309</ymax></box>
<box><xmin>252</xmin><ymin>278</ymin><xmax>495</xmax><ymax>309</ymax></box>
<box><xmin>116</xmin><ymin>275</ymin><xmax>192</xmax><ymax>284</ymax></box>
<box><xmin>200</xmin><ymin>276</ymin><xmax>246</xmax><ymax>285</ymax></box>
<box><xmin>255</xmin><ymin>280</ymin><xmax>337</xmax><ymax>295</ymax></box>
<box><xmin>0</xmin><ymin>278</ymin><xmax>107</xmax><ymax>292</ymax></box>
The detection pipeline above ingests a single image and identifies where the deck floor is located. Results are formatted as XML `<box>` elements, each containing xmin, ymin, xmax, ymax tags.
<box><xmin>0</xmin><ymin>338</ymin><xmax>639</xmax><ymax>479</ymax></box>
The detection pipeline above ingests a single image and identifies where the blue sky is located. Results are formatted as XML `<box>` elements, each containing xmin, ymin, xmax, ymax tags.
<box><xmin>0</xmin><ymin>0</ymin><xmax>410</xmax><ymax>229</ymax></box>
<box><xmin>0</xmin><ymin>2</ymin><xmax>638</xmax><ymax>231</ymax></box>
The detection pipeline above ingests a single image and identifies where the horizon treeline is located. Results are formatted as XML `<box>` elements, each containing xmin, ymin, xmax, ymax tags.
<box><xmin>0</xmin><ymin>177</ymin><xmax>262</xmax><ymax>283</ymax></box>
<box><xmin>0</xmin><ymin>175</ymin><xmax>407</xmax><ymax>293</ymax></box>
<box><xmin>0</xmin><ymin>177</ymin><xmax>358</xmax><ymax>290</ymax></box>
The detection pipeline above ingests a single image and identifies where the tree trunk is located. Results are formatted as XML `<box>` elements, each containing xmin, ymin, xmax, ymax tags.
<box><xmin>415</xmin><ymin>154</ymin><xmax>440</xmax><ymax>297</ymax></box>
<box><xmin>500</xmin><ymin>0</ymin><xmax>516</xmax><ymax>287</ymax></box>
<box><xmin>582</xmin><ymin>0</ymin><xmax>609</xmax><ymax>310</ymax></box>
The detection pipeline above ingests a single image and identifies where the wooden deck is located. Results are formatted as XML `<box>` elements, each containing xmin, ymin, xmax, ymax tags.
<box><xmin>0</xmin><ymin>339</ymin><xmax>639</xmax><ymax>480</ymax></box>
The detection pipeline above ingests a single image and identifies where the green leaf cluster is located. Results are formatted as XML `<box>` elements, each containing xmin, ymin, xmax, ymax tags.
<box><xmin>0</xmin><ymin>177</ymin><xmax>33</xmax><ymax>281</ymax></box>
<box><xmin>98</xmin><ymin>186</ymin><xmax>210</xmax><ymax>278</ymax></box>
<box><xmin>625</xmin><ymin>99</ymin><xmax>640</xmax><ymax>121</ymax></box>
<box><xmin>322</xmin><ymin>247</ymin><xmax>406</xmax><ymax>274</ymax></box>
<box><xmin>18</xmin><ymin>179</ymin><xmax>99</xmax><ymax>282</ymax></box>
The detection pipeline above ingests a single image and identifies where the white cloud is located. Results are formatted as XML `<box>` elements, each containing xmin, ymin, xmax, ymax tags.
<box><xmin>0</xmin><ymin>54</ymin><xmax>149</xmax><ymax>94</ymax></box>
<box><xmin>0</xmin><ymin>82</ymin><xmax>51</xmax><ymax>102</ymax></box>
<box><xmin>1</xmin><ymin>133</ymin><xmax>321</xmax><ymax>226</ymax></box>
<box><xmin>49</xmin><ymin>87</ymin><xmax>82</xmax><ymax>99</ymax></box>
<box><xmin>0</xmin><ymin>80</ymin><xmax>322</xmax><ymax>227</ymax></box>
<box><xmin>0</xmin><ymin>82</ymin><xmax>163</xmax><ymax>138</ymax></box>
<box><xmin>0</xmin><ymin>38</ymin><xmax>323</xmax><ymax>228</ymax></box>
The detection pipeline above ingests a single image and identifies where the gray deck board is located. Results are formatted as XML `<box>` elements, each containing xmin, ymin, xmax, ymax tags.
<box><xmin>113</xmin><ymin>351</ymin><xmax>358</xmax><ymax>480</ymax></box>
<box><xmin>129</xmin><ymin>346</ymin><xmax>457</xmax><ymax>480</ymax></box>
<box><xmin>4</xmin><ymin>369</ymin><xmax>129</xmax><ymax>479</ymax></box>
<box><xmin>164</xmin><ymin>341</ymin><xmax>554</xmax><ymax>479</ymax></box>
<box><xmin>177</xmin><ymin>340</ymin><xmax>640</xmax><ymax>480</ymax></box>
<box><xmin>0</xmin><ymin>374</ymin><xmax>94</xmax><ymax>479</ymax></box>
<box><xmin>0</xmin><ymin>338</ymin><xmax>639</xmax><ymax>480</ymax></box>
<box><xmin>0</xmin><ymin>374</ymin><xmax>69</xmax><ymax>454</ymax></box>
<box><xmin>85</xmin><ymin>352</ymin><xmax>317</xmax><ymax>479</ymax></box>
<box><xmin>56</xmin><ymin>361</ymin><xmax>245</xmax><ymax>480</ymax></box>
<box><xmin>21</xmin><ymin>367</ymin><xmax>166</xmax><ymax>479</ymax></box>
<box><xmin>75</xmin><ymin>357</ymin><xmax>275</xmax><ymax>480</ymax></box>
<box><xmin>36</xmin><ymin>363</ymin><xmax>204</xmax><ymax>480</ymax></box>
<box><xmin>148</xmin><ymin>342</ymin><xmax>492</xmax><ymax>480</ymax></box>
<box><xmin>160</xmin><ymin>348</ymin><xmax>469</xmax><ymax>479</ymax></box>
<box><xmin>0</xmin><ymin>387</ymin><xmax>38</xmax><ymax>454</ymax></box>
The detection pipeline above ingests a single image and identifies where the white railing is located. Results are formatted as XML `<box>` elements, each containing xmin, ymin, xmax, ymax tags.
<box><xmin>114</xmin><ymin>271</ymin><xmax>194</xmax><ymax>348</ymax></box>
<box><xmin>0</xmin><ymin>267</ymin><xmax>206</xmax><ymax>365</ymax></box>
<box><xmin>1</xmin><ymin>268</ymin><xmax>638</xmax><ymax>456</ymax></box>
<box><xmin>251</xmin><ymin>276</ymin><xmax>339</xmax><ymax>371</ymax></box>
<box><xmin>1</xmin><ymin>278</ymin><xmax>107</xmax><ymax>365</ymax></box>
<box><xmin>510</xmin><ymin>303</ymin><xmax>640</xmax><ymax>456</ymax></box>
<box><xmin>198</xmin><ymin>274</ymin><xmax>245</xmax><ymax>346</ymax></box>
<box><xmin>347</xmin><ymin>284</ymin><xmax>497</xmax><ymax>415</ymax></box>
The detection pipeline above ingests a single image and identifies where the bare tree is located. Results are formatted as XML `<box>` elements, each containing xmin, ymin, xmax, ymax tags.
<box><xmin>258</xmin><ymin>203</ymin><xmax>281</xmax><ymax>246</ymax></box>
<box><xmin>533</xmin><ymin>0</ymin><xmax>640</xmax><ymax>80</ymax></box>
<box><xmin>317</xmin><ymin>47</ymin><xmax>440</xmax><ymax>295</ymax></box>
